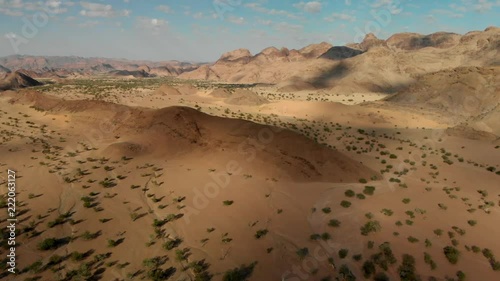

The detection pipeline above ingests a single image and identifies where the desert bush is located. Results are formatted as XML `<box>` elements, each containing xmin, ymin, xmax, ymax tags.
<box><xmin>296</xmin><ymin>248</ymin><xmax>309</xmax><ymax>260</ymax></box>
<box><xmin>363</xmin><ymin>186</ymin><xmax>376</xmax><ymax>195</ymax></box>
<box><xmin>223</xmin><ymin>200</ymin><xmax>234</xmax><ymax>206</ymax></box>
<box><xmin>322</xmin><ymin>207</ymin><xmax>331</xmax><ymax>214</ymax></box>
<box><xmin>407</xmin><ymin>236</ymin><xmax>419</xmax><ymax>243</ymax></box>
<box><xmin>443</xmin><ymin>246</ymin><xmax>460</xmax><ymax>264</ymax></box>
<box><xmin>344</xmin><ymin>190</ymin><xmax>355</xmax><ymax>197</ymax></box>
<box><xmin>339</xmin><ymin>249</ymin><xmax>349</xmax><ymax>259</ymax></box>
<box><xmin>362</xmin><ymin>260</ymin><xmax>376</xmax><ymax>278</ymax></box>
<box><xmin>328</xmin><ymin>219</ymin><xmax>341</xmax><ymax>227</ymax></box>
<box><xmin>360</xmin><ymin>220</ymin><xmax>381</xmax><ymax>236</ymax></box>
<box><xmin>381</xmin><ymin>209</ymin><xmax>393</xmax><ymax>216</ymax></box>
<box><xmin>340</xmin><ymin>201</ymin><xmax>352</xmax><ymax>208</ymax></box>
<box><xmin>254</xmin><ymin>229</ymin><xmax>268</xmax><ymax>239</ymax></box>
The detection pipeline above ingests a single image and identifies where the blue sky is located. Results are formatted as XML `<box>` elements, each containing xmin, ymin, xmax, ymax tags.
<box><xmin>0</xmin><ymin>0</ymin><xmax>499</xmax><ymax>61</ymax></box>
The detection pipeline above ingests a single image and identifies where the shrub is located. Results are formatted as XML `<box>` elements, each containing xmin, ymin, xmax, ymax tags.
<box><xmin>356</xmin><ymin>194</ymin><xmax>366</xmax><ymax>200</ymax></box>
<box><xmin>223</xmin><ymin>200</ymin><xmax>234</xmax><ymax>206</ymax></box>
<box><xmin>338</xmin><ymin>249</ymin><xmax>349</xmax><ymax>259</ymax></box>
<box><xmin>163</xmin><ymin>238</ymin><xmax>182</xmax><ymax>250</ymax></box>
<box><xmin>344</xmin><ymin>190</ymin><xmax>355</xmax><ymax>197</ymax></box>
<box><xmin>340</xmin><ymin>201</ymin><xmax>351</xmax><ymax>208</ymax></box>
<box><xmin>321</xmin><ymin>232</ymin><xmax>331</xmax><ymax>241</ymax></box>
<box><xmin>373</xmin><ymin>272</ymin><xmax>390</xmax><ymax>281</ymax></box>
<box><xmin>37</xmin><ymin>238</ymin><xmax>58</xmax><ymax>251</ymax></box>
<box><xmin>425</xmin><ymin>239</ymin><xmax>432</xmax><ymax>248</ymax></box>
<box><xmin>338</xmin><ymin>265</ymin><xmax>356</xmax><ymax>281</ymax></box>
<box><xmin>222</xmin><ymin>262</ymin><xmax>257</xmax><ymax>281</ymax></box>
<box><xmin>296</xmin><ymin>248</ymin><xmax>309</xmax><ymax>260</ymax></box>
<box><xmin>362</xmin><ymin>260</ymin><xmax>376</xmax><ymax>278</ymax></box>
<box><xmin>363</xmin><ymin>186</ymin><xmax>376</xmax><ymax>195</ymax></box>
<box><xmin>328</xmin><ymin>219</ymin><xmax>341</xmax><ymax>227</ymax></box>
<box><xmin>402</xmin><ymin>198</ymin><xmax>411</xmax><ymax>204</ymax></box>
<box><xmin>381</xmin><ymin>209</ymin><xmax>393</xmax><ymax>216</ymax></box>
<box><xmin>359</xmin><ymin>178</ymin><xmax>368</xmax><ymax>183</ymax></box>
<box><xmin>107</xmin><ymin>239</ymin><xmax>119</xmax><ymax>247</ymax></box>
<box><xmin>310</xmin><ymin>234</ymin><xmax>321</xmax><ymax>241</ymax></box>
<box><xmin>424</xmin><ymin>252</ymin><xmax>437</xmax><ymax>270</ymax></box>
<box><xmin>467</xmin><ymin>220</ymin><xmax>477</xmax><ymax>226</ymax></box>
<box><xmin>322</xmin><ymin>207</ymin><xmax>331</xmax><ymax>214</ymax></box>
<box><xmin>360</xmin><ymin>220</ymin><xmax>381</xmax><ymax>236</ymax></box>
<box><xmin>444</xmin><ymin>246</ymin><xmax>460</xmax><ymax>264</ymax></box>
<box><xmin>398</xmin><ymin>254</ymin><xmax>419</xmax><ymax>281</ymax></box>
<box><xmin>407</xmin><ymin>236</ymin><xmax>419</xmax><ymax>243</ymax></box>
<box><xmin>254</xmin><ymin>229</ymin><xmax>268</xmax><ymax>239</ymax></box>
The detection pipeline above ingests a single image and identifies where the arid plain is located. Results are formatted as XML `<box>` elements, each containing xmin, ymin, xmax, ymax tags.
<box><xmin>0</xmin><ymin>27</ymin><xmax>499</xmax><ymax>281</ymax></box>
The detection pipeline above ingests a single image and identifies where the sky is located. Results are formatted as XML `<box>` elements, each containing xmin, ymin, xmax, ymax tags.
<box><xmin>0</xmin><ymin>0</ymin><xmax>499</xmax><ymax>62</ymax></box>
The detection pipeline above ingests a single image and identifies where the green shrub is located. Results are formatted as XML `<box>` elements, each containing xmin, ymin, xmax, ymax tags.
<box><xmin>360</xmin><ymin>220</ymin><xmax>381</xmax><ymax>236</ymax></box>
<box><xmin>322</xmin><ymin>207</ymin><xmax>331</xmax><ymax>214</ymax></box>
<box><xmin>407</xmin><ymin>236</ymin><xmax>419</xmax><ymax>243</ymax></box>
<box><xmin>338</xmin><ymin>249</ymin><xmax>349</xmax><ymax>259</ymax></box>
<box><xmin>363</xmin><ymin>186</ymin><xmax>376</xmax><ymax>195</ymax></box>
<box><xmin>344</xmin><ymin>189</ymin><xmax>355</xmax><ymax>197</ymax></box>
<box><xmin>296</xmin><ymin>248</ymin><xmax>309</xmax><ymax>260</ymax></box>
<box><xmin>254</xmin><ymin>229</ymin><xmax>268</xmax><ymax>239</ymax></box>
<box><xmin>467</xmin><ymin>220</ymin><xmax>477</xmax><ymax>226</ymax></box>
<box><xmin>362</xmin><ymin>260</ymin><xmax>376</xmax><ymax>278</ymax></box>
<box><xmin>222</xmin><ymin>262</ymin><xmax>257</xmax><ymax>281</ymax></box>
<box><xmin>444</xmin><ymin>246</ymin><xmax>460</xmax><ymax>264</ymax></box>
<box><xmin>328</xmin><ymin>219</ymin><xmax>341</xmax><ymax>227</ymax></box>
<box><xmin>340</xmin><ymin>201</ymin><xmax>351</xmax><ymax>208</ymax></box>
<box><xmin>398</xmin><ymin>254</ymin><xmax>419</xmax><ymax>281</ymax></box>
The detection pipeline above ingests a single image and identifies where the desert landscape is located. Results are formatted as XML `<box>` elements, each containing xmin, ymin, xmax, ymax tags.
<box><xmin>0</xmin><ymin>1</ymin><xmax>499</xmax><ymax>281</ymax></box>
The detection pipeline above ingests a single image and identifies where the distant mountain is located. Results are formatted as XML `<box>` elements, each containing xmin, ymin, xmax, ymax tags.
<box><xmin>0</xmin><ymin>71</ymin><xmax>42</xmax><ymax>91</ymax></box>
<box><xmin>0</xmin><ymin>64</ymin><xmax>11</xmax><ymax>75</ymax></box>
<box><xmin>0</xmin><ymin>55</ymin><xmax>205</xmax><ymax>78</ymax></box>
<box><xmin>180</xmin><ymin>26</ymin><xmax>500</xmax><ymax>93</ymax></box>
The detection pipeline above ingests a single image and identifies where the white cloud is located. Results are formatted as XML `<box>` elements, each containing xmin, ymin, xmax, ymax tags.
<box><xmin>227</xmin><ymin>15</ymin><xmax>245</xmax><ymax>25</ymax></box>
<box><xmin>78</xmin><ymin>20</ymin><xmax>99</xmax><ymax>27</ymax></box>
<box><xmin>424</xmin><ymin>14</ymin><xmax>436</xmax><ymax>24</ymax></box>
<box><xmin>274</xmin><ymin>22</ymin><xmax>303</xmax><ymax>33</ymax></box>
<box><xmin>244</xmin><ymin>2</ymin><xmax>301</xmax><ymax>19</ymax></box>
<box><xmin>0</xmin><ymin>8</ymin><xmax>23</xmax><ymax>16</ymax></box>
<box><xmin>324</xmin><ymin>13</ymin><xmax>356</xmax><ymax>22</ymax></box>
<box><xmin>293</xmin><ymin>1</ymin><xmax>322</xmax><ymax>13</ymax></box>
<box><xmin>156</xmin><ymin>5</ymin><xmax>173</xmax><ymax>14</ymax></box>
<box><xmin>431</xmin><ymin>9</ymin><xmax>464</xmax><ymax>18</ymax></box>
<box><xmin>258</xmin><ymin>19</ymin><xmax>273</xmax><ymax>26</ymax></box>
<box><xmin>80</xmin><ymin>2</ymin><xmax>130</xmax><ymax>17</ymax></box>
<box><xmin>135</xmin><ymin>17</ymin><xmax>168</xmax><ymax>34</ymax></box>
<box><xmin>193</xmin><ymin>12</ymin><xmax>204</xmax><ymax>19</ymax></box>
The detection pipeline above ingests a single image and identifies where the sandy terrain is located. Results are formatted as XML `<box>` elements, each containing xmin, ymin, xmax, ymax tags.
<box><xmin>0</xmin><ymin>73</ymin><xmax>498</xmax><ymax>281</ymax></box>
